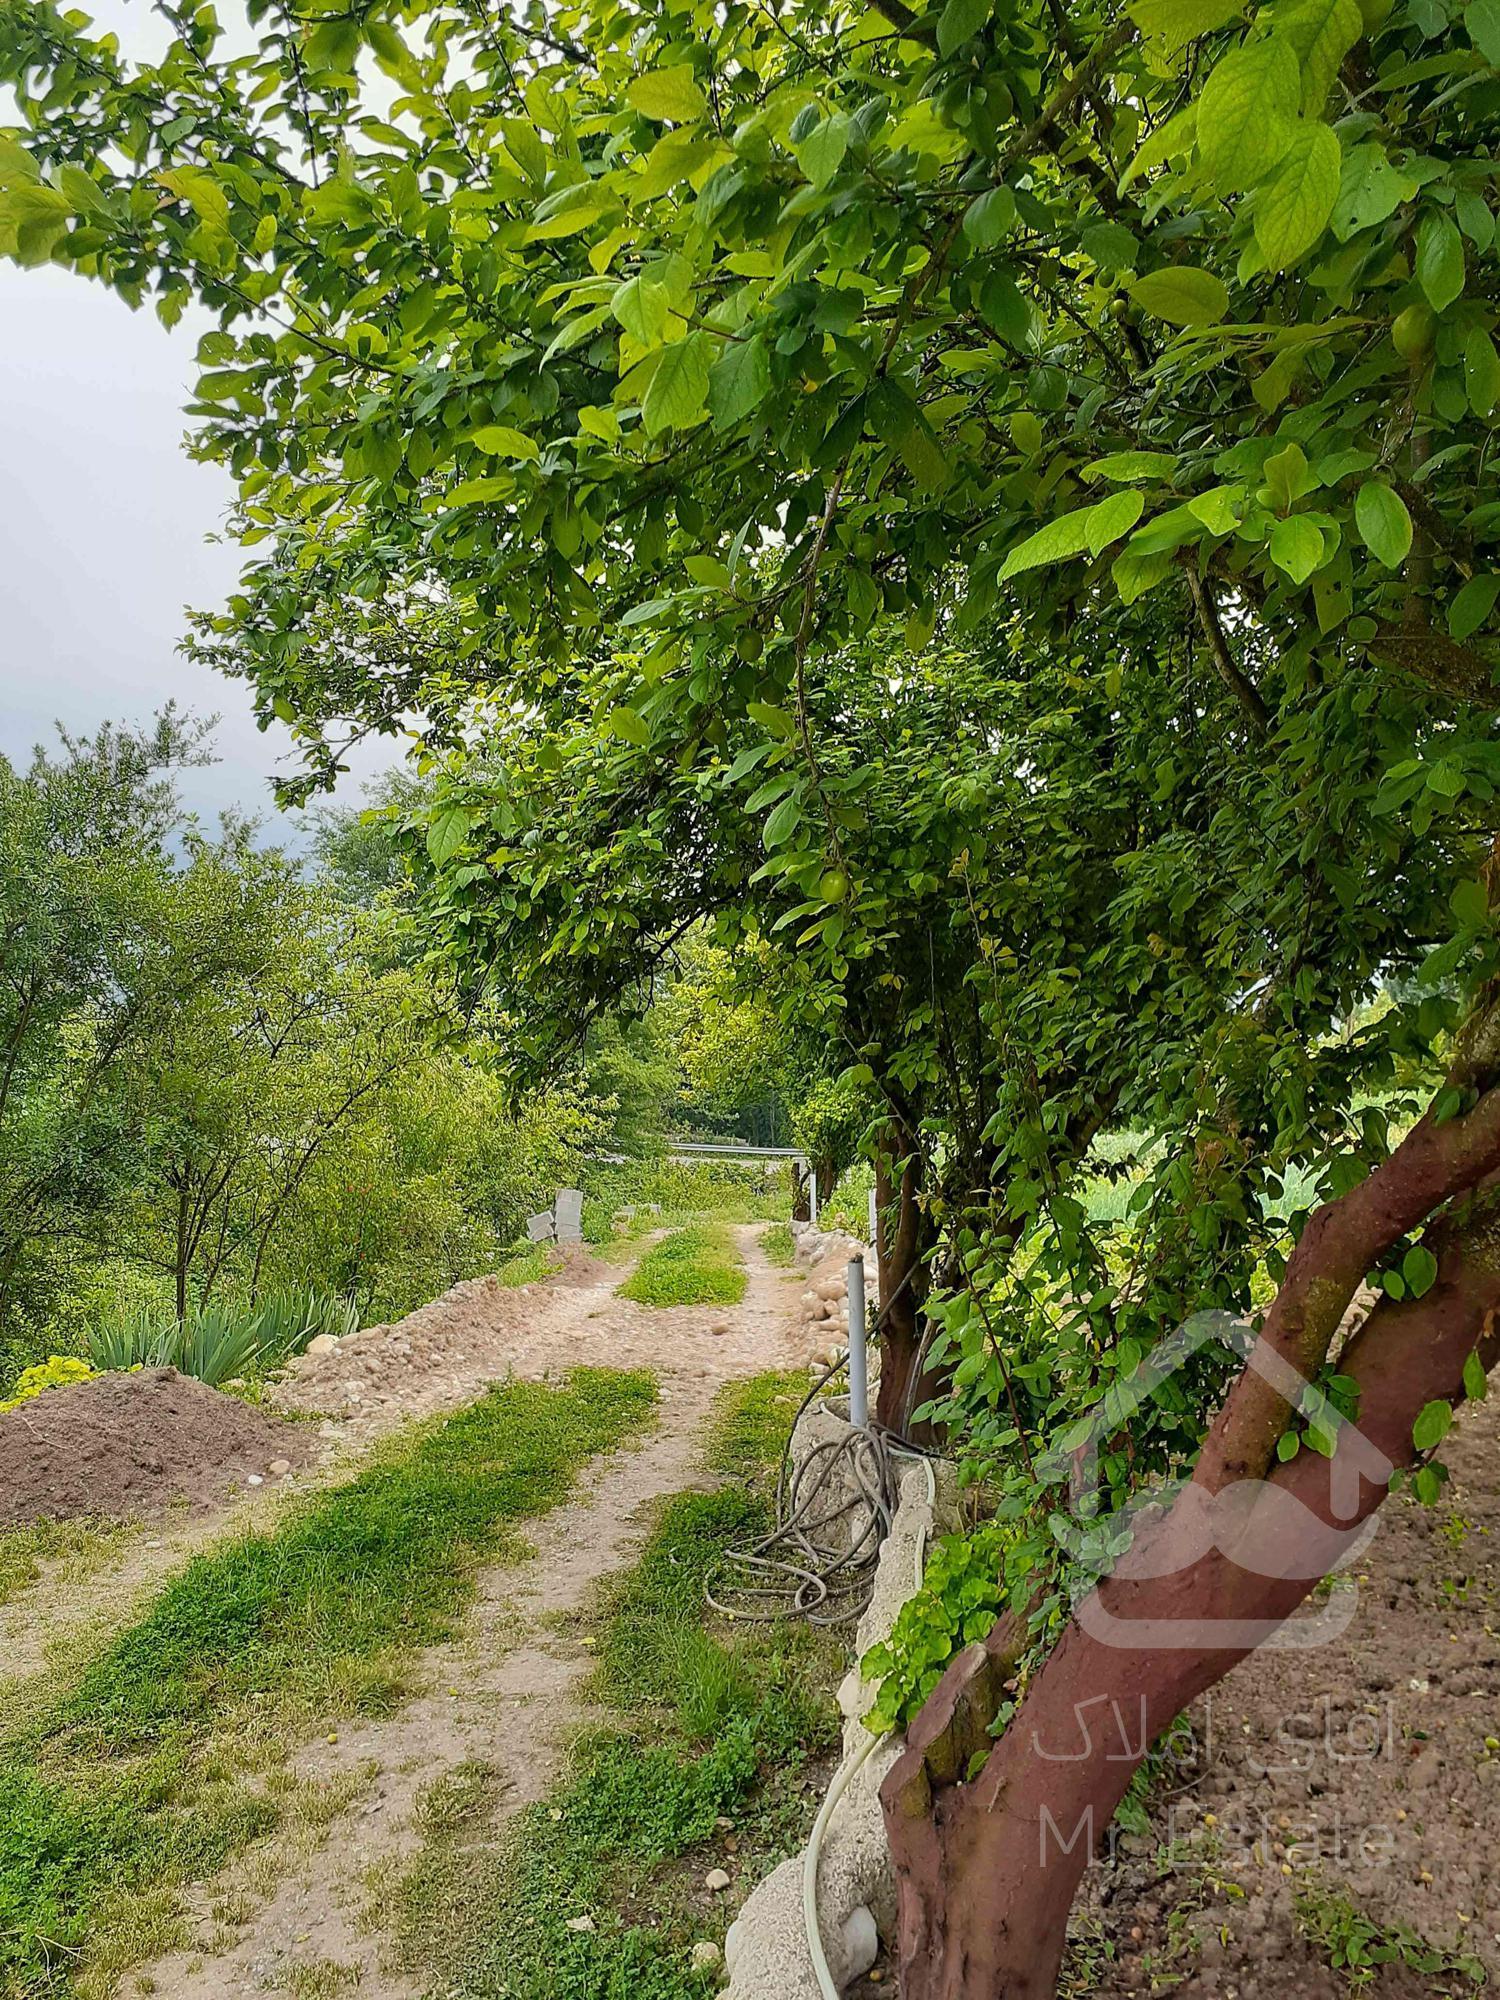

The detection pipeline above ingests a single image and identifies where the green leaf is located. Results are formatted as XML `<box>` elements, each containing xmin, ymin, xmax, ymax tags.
<box><xmin>962</xmin><ymin>187</ymin><xmax>1017</xmax><ymax>250</ymax></box>
<box><xmin>869</xmin><ymin>378</ymin><xmax>949</xmax><ymax>491</ymax></box>
<box><xmin>609</xmin><ymin>705</ymin><xmax>651</xmax><ymax>745</ymax></box>
<box><xmin>938</xmin><ymin>0</ymin><xmax>992</xmax><ymax>54</ymax></box>
<box><xmin>1412</xmin><ymin>1399</ymin><xmax>1453</xmax><ymax>1452</ymax></box>
<box><xmin>1276</xmin><ymin>0</ymin><xmax>1364</xmax><ymax>111</ymax></box>
<box><xmin>1464</xmin><ymin>1349</ymin><xmax>1490</xmax><ymax>1402</ymax></box>
<box><xmin>1263</xmin><ymin>440</ymin><xmax>1314</xmax><ymax>511</ymax></box>
<box><xmin>1120</xmin><ymin>104</ymin><xmax>1198</xmax><ymax>189</ymax></box>
<box><xmin>1449</xmin><ymin>573</ymin><xmax>1500</xmax><ymax>640</ymax></box>
<box><xmin>1417</xmin><ymin>211</ymin><xmax>1466</xmax><ymax>313</ymax></box>
<box><xmin>1412</xmin><ymin>1464</ymin><xmax>1444</xmax><ymax>1504</ymax></box>
<box><xmin>611</xmin><ymin>274</ymin><xmax>673</xmax><ymax>346</ymax></box>
<box><xmin>763</xmin><ymin>794</ymin><xmax>803</xmax><ymax>848</ymax></box>
<box><xmin>1332</xmin><ymin>143</ymin><xmax>1419</xmax><ymax>240</ymax></box>
<box><xmin>797</xmin><ymin>116</ymin><xmax>849</xmax><ymax>190</ymax></box>
<box><xmin>1402</xmin><ymin>1244</ymin><xmax>1439</xmax><ymax>1298</ymax></box>
<box><xmin>471</xmin><ymin>425</ymin><xmax>540</xmax><ymax>461</ymax></box>
<box><xmin>1276</xmin><ymin>1428</ymin><xmax>1301</xmax><ymax>1461</ymax></box>
<box><xmin>1465</xmin><ymin>327</ymin><xmax>1500</xmax><ymax>419</ymax></box>
<box><xmin>627</xmin><ymin>66</ymin><xmax>708</xmax><ymax>123</ymax></box>
<box><xmin>1254</xmin><ymin>121</ymin><xmax>1341</xmax><ymax>270</ymax></box>
<box><xmin>156</xmin><ymin>165</ymin><xmax>230</xmax><ymax>230</ymax></box>
<box><xmin>1084</xmin><ymin>451</ymin><xmax>1179</xmax><ymax>483</ymax></box>
<box><xmin>1128</xmin><ymin>0</ymin><xmax>1244</xmax><ymax>52</ymax></box>
<box><xmin>1127</xmin><ymin>266</ymin><xmax>1230</xmax><ymax>327</ymax></box>
<box><xmin>641</xmin><ymin>333</ymin><xmax>711</xmax><ymax>434</ymax></box>
<box><xmin>1451</xmin><ymin>876</ymin><xmax>1490</xmax><ymax>926</ymax></box>
<box><xmin>1087</xmin><ymin>490</ymin><xmax>1147</xmax><ymax>554</ymax></box>
<box><xmin>1187</xmin><ymin>484</ymin><xmax>1243</xmax><ymax>534</ymax></box>
<box><xmin>979</xmin><ymin>272</ymin><xmax>1031</xmax><ymax>348</ymax></box>
<box><xmin>426</xmin><ymin>806</ymin><xmax>473</xmax><ymax>866</ymax></box>
<box><xmin>1355</xmin><ymin>481</ymin><xmax>1413</xmax><ymax>567</ymax></box>
<box><xmin>708</xmin><ymin>333</ymin><xmax>770</xmax><ymax>431</ymax></box>
<box><xmin>1468</xmin><ymin>0</ymin><xmax>1500</xmax><ymax>64</ymax></box>
<box><xmin>1197</xmin><ymin>38</ymin><xmax>1300</xmax><ymax>194</ymax></box>
<box><xmin>999</xmin><ymin>505</ymin><xmax>1100</xmax><ymax>579</ymax></box>
<box><xmin>1269</xmin><ymin>514</ymin><xmax>1326</xmax><ymax>583</ymax></box>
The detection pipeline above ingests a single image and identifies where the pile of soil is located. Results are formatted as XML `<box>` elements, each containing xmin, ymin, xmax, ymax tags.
<box><xmin>0</xmin><ymin>1367</ymin><xmax>314</xmax><ymax>1525</ymax></box>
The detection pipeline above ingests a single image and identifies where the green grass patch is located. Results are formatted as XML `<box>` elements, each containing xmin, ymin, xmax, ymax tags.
<box><xmin>389</xmin><ymin>1373</ymin><xmax>838</xmax><ymax>2000</ymax></box>
<box><xmin>0</xmin><ymin>1367</ymin><xmax>656</xmax><ymax>1997</ymax></box>
<box><xmin>0</xmin><ymin>1515</ymin><xmax>140</xmax><ymax>1611</ymax></box>
<box><xmin>616</xmin><ymin>1226</ymin><xmax>746</xmax><ymax>1309</ymax></box>
<box><xmin>760</xmin><ymin>1220</ymin><xmax>795</xmax><ymax>1267</ymax></box>
<box><xmin>702</xmin><ymin>1371</ymin><xmax>806</xmax><ymax>1489</ymax></box>
<box><xmin>494</xmin><ymin>1241</ymin><xmax>562</xmax><ymax>1288</ymax></box>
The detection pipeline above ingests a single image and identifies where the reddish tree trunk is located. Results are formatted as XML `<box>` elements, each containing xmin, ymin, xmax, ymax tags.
<box><xmin>875</xmin><ymin>1134</ymin><xmax>936</xmax><ymax>1434</ymax></box>
<box><xmin>884</xmin><ymin>1065</ymin><xmax>1500</xmax><ymax>1997</ymax></box>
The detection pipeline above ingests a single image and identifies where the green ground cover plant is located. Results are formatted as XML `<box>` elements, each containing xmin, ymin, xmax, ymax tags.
<box><xmin>1294</xmin><ymin>1881</ymin><xmax>1486</xmax><ymax>1994</ymax></box>
<box><xmin>759</xmin><ymin>1222</ymin><xmax>796</xmax><ymax>1269</ymax></box>
<box><xmin>616</xmin><ymin>1226</ymin><xmax>746</xmax><ymax>1311</ymax></box>
<box><xmin>387</xmin><ymin>1374</ymin><xmax>838</xmax><ymax>2000</ymax></box>
<box><xmin>0</xmin><ymin>1367</ymin><xmax>656</xmax><ymax>1997</ymax></box>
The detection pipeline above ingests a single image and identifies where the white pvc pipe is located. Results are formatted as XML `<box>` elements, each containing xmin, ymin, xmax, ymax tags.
<box><xmin>846</xmin><ymin>1255</ymin><xmax>868</xmax><ymax>1431</ymax></box>
<box><xmin>809</xmin><ymin>1167</ymin><xmax>819</xmax><ymax>1229</ymax></box>
<box><xmin>803</xmin><ymin>1730</ymin><xmax>879</xmax><ymax>2000</ymax></box>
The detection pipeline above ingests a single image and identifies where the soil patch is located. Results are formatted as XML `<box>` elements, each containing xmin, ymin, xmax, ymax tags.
<box><xmin>0</xmin><ymin>1367</ymin><xmax>313</xmax><ymax>1526</ymax></box>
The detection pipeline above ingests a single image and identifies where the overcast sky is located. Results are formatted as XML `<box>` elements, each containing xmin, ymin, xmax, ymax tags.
<box><xmin>1</xmin><ymin>0</ymin><xmax>393</xmax><ymax>837</ymax></box>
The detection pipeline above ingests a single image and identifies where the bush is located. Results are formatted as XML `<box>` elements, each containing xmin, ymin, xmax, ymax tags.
<box><xmin>0</xmin><ymin>1355</ymin><xmax>95</xmax><ymax>1415</ymax></box>
<box><xmin>581</xmin><ymin>1157</ymin><xmax>791</xmax><ymax>1242</ymax></box>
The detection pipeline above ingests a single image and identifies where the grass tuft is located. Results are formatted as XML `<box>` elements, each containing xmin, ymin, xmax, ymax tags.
<box><xmin>0</xmin><ymin>1515</ymin><xmax>140</xmax><ymax>1611</ymax></box>
<box><xmin>759</xmin><ymin>1221</ymin><xmax>796</xmax><ymax>1267</ymax></box>
<box><xmin>616</xmin><ymin>1226</ymin><xmax>746</xmax><ymax>1309</ymax></box>
<box><xmin>703</xmin><ymin>1371</ymin><xmax>805</xmax><ymax>1488</ymax></box>
<box><xmin>494</xmin><ymin>1242</ymin><xmax>562</xmax><ymax>1288</ymax></box>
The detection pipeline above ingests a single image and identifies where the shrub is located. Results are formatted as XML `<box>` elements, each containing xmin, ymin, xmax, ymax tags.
<box><xmin>0</xmin><ymin>1355</ymin><xmax>95</xmax><ymax>1415</ymax></box>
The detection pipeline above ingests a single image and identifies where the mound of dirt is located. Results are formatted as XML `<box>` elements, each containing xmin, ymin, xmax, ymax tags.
<box><xmin>0</xmin><ymin>1367</ymin><xmax>314</xmax><ymax>1526</ymax></box>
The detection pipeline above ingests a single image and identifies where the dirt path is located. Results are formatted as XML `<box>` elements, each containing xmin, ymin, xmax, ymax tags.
<box><xmin>129</xmin><ymin>1223</ymin><xmax>809</xmax><ymax>2000</ymax></box>
<box><xmin>0</xmin><ymin>1227</ymin><xmax>811</xmax><ymax>1695</ymax></box>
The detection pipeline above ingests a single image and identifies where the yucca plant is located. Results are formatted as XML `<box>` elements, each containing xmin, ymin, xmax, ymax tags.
<box><xmin>88</xmin><ymin>1309</ymin><xmax>179</xmax><ymax>1374</ymax></box>
<box><xmin>87</xmin><ymin>1288</ymin><xmax>357</xmax><ymax>1387</ymax></box>
<box><xmin>172</xmin><ymin>1304</ymin><xmax>264</xmax><ymax>1388</ymax></box>
<box><xmin>248</xmin><ymin>1288</ymin><xmax>358</xmax><ymax>1364</ymax></box>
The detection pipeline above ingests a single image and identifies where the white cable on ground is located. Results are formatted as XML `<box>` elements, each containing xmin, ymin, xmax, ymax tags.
<box><xmin>804</xmin><ymin>1729</ymin><xmax>881</xmax><ymax>2000</ymax></box>
<box><xmin>802</xmin><ymin>1447</ymin><xmax>937</xmax><ymax>1997</ymax></box>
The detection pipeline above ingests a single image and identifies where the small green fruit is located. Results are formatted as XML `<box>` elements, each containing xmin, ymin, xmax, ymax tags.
<box><xmin>819</xmin><ymin>868</ymin><xmax>849</xmax><ymax>904</ymax></box>
<box><xmin>1393</xmin><ymin>303</ymin><xmax>1436</xmax><ymax>363</ymax></box>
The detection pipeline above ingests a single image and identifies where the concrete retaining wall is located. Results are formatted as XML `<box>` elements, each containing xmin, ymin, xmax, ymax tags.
<box><xmin>719</xmin><ymin>1402</ymin><xmax>955</xmax><ymax>1998</ymax></box>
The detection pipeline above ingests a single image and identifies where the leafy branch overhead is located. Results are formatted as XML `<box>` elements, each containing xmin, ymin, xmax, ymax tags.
<box><xmin>1</xmin><ymin>0</ymin><xmax>1495</xmax><ymax>784</ymax></box>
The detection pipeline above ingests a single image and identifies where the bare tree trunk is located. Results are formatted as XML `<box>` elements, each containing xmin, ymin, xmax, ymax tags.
<box><xmin>174</xmin><ymin>1180</ymin><xmax>190</xmax><ymax>1324</ymax></box>
<box><xmin>875</xmin><ymin>1130</ymin><xmax>935</xmax><ymax>1434</ymax></box>
<box><xmin>884</xmin><ymin>1055</ymin><xmax>1500</xmax><ymax>1995</ymax></box>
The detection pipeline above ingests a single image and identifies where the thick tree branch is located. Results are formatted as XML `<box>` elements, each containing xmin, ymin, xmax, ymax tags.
<box><xmin>1183</xmin><ymin>562</ymin><xmax>1271</xmax><ymax>738</ymax></box>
